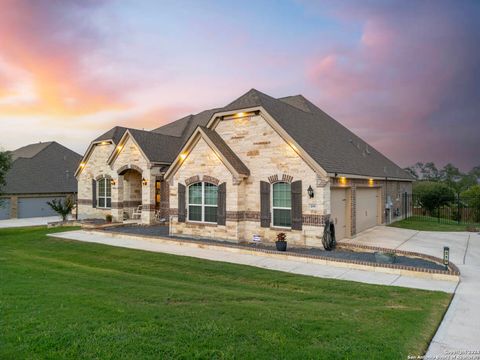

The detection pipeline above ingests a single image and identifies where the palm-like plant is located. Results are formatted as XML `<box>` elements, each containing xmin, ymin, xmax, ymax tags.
<box><xmin>47</xmin><ymin>197</ymin><xmax>75</xmax><ymax>221</ymax></box>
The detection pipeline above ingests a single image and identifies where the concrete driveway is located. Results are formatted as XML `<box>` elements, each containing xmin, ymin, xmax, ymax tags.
<box><xmin>341</xmin><ymin>226</ymin><xmax>480</xmax><ymax>357</ymax></box>
<box><xmin>0</xmin><ymin>216</ymin><xmax>61</xmax><ymax>228</ymax></box>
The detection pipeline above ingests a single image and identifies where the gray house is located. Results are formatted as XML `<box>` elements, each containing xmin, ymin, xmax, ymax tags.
<box><xmin>0</xmin><ymin>142</ymin><xmax>81</xmax><ymax>220</ymax></box>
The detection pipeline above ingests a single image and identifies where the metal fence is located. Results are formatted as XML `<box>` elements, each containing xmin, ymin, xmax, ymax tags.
<box><xmin>394</xmin><ymin>193</ymin><xmax>480</xmax><ymax>225</ymax></box>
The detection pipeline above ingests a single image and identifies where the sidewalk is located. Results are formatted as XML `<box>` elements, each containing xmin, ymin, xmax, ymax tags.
<box><xmin>49</xmin><ymin>230</ymin><xmax>457</xmax><ymax>293</ymax></box>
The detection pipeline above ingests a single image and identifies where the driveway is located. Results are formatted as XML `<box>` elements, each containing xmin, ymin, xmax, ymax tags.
<box><xmin>341</xmin><ymin>226</ymin><xmax>480</xmax><ymax>357</ymax></box>
<box><xmin>0</xmin><ymin>216</ymin><xmax>61</xmax><ymax>228</ymax></box>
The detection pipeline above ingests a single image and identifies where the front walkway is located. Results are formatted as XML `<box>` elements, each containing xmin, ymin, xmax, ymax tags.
<box><xmin>49</xmin><ymin>229</ymin><xmax>457</xmax><ymax>294</ymax></box>
<box><xmin>0</xmin><ymin>216</ymin><xmax>61</xmax><ymax>228</ymax></box>
<box><xmin>341</xmin><ymin>226</ymin><xmax>480</xmax><ymax>357</ymax></box>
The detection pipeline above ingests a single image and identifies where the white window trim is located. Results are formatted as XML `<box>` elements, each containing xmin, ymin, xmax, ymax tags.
<box><xmin>271</xmin><ymin>182</ymin><xmax>292</xmax><ymax>229</ymax></box>
<box><xmin>97</xmin><ymin>177</ymin><xmax>112</xmax><ymax>209</ymax></box>
<box><xmin>188</xmin><ymin>182</ymin><xmax>218</xmax><ymax>224</ymax></box>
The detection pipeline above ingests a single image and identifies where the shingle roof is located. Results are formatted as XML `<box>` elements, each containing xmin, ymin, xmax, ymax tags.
<box><xmin>199</xmin><ymin>127</ymin><xmax>250</xmax><ymax>176</ymax></box>
<box><xmin>221</xmin><ymin>89</ymin><xmax>413</xmax><ymax>180</ymax></box>
<box><xmin>94</xmin><ymin>126</ymin><xmax>129</xmax><ymax>144</ymax></box>
<box><xmin>127</xmin><ymin>129</ymin><xmax>184</xmax><ymax>164</ymax></box>
<box><xmin>4</xmin><ymin>142</ymin><xmax>82</xmax><ymax>194</ymax></box>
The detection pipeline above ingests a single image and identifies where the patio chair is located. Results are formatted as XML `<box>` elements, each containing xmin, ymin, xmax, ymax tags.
<box><xmin>132</xmin><ymin>205</ymin><xmax>142</xmax><ymax>220</ymax></box>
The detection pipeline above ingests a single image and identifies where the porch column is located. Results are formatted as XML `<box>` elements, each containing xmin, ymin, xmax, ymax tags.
<box><xmin>111</xmin><ymin>175</ymin><xmax>124</xmax><ymax>222</ymax></box>
<box><xmin>141</xmin><ymin>172</ymin><xmax>156</xmax><ymax>224</ymax></box>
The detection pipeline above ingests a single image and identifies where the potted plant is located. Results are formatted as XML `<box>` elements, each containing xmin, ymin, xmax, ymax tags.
<box><xmin>275</xmin><ymin>232</ymin><xmax>287</xmax><ymax>251</ymax></box>
<box><xmin>105</xmin><ymin>214</ymin><xmax>113</xmax><ymax>223</ymax></box>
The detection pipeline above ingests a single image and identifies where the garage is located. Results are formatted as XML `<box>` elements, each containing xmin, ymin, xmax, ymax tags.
<box><xmin>17</xmin><ymin>197</ymin><xmax>65</xmax><ymax>218</ymax></box>
<box><xmin>331</xmin><ymin>188</ymin><xmax>348</xmax><ymax>240</ymax></box>
<box><xmin>0</xmin><ymin>199</ymin><xmax>11</xmax><ymax>220</ymax></box>
<box><xmin>355</xmin><ymin>188</ymin><xmax>379</xmax><ymax>233</ymax></box>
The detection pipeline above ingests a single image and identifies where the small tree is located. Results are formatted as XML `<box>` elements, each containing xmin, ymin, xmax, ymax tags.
<box><xmin>47</xmin><ymin>197</ymin><xmax>75</xmax><ymax>221</ymax></box>
<box><xmin>0</xmin><ymin>150</ymin><xmax>12</xmax><ymax>194</ymax></box>
<box><xmin>413</xmin><ymin>181</ymin><xmax>455</xmax><ymax>215</ymax></box>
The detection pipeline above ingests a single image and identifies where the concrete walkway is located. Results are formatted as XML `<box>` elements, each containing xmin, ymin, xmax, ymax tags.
<box><xmin>49</xmin><ymin>230</ymin><xmax>457</xmax><ymax>294</ymax></box>
<box><xmin>341</xmin><ymin>226</ymin><xmax>480</xmax><ymax>357</ymax></box>
<box><xmin>0</xmin><ymin>216</ymin><xmax>61</xmax><ymax>228</ymax></box>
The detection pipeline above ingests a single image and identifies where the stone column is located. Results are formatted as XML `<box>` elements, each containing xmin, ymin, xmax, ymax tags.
<box><xmin>141</xmin><ymin>171</ymin><xmax>156</xmax><ymax>224</ymax></box>
<box><xmin>10</xmin><ymin>196</ymin><xmax>18</xmax><ymax>218</ymax></box>
<box><xmin>111</xmin><ymin>175</ymin><xmax>124</xmax><ymax>222</ymax></box>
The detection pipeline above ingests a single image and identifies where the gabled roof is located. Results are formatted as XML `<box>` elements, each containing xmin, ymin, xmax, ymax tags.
<box><xmin>4</xmin><ymin>142</ymin><xmax>82</xmax><ymax>194</ymax></box>
<box><xmin>125</xmin><ymin>129</ymin><xmax>184</xmax><ymax>164</ymax></box>
<box><xmin>165</xmin><ymin>127</ymin><xmax>250</xmax><ymax>180</ymax></box>
<box><xmin>199</xmin><ymin>127</ymin><xmax>250</xmax><ymax>176</ymax></box>
<box><xmin>218</xmin><ymin>89</ymin><xmax>413</xmax><ymax>180</ymax></box>
<box><xmin>94</xmin><ymin>126</ymin><xmax>129</xmax><ymax>144</ymax></box>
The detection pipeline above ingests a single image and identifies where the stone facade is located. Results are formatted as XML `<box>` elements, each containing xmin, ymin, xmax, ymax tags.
<box><xmin>169</xmin><ymin>114</ymin><xmax>331</xmax><ymax>247</ymax></box>
<box><xmin>77</xmin><ymin>137</ymin><xmax>166</xmax><ymax>223</ymax></box>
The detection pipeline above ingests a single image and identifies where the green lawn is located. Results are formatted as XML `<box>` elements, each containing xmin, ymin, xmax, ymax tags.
<box><xmin>389</xmin><ymin>216</ymin><xmax>474</xmax><ymax>231</ymax></box>
<box><xmin>0</xmin><ymin>227</ymin><xmax>451</xmax><ymax>359</ymax></box>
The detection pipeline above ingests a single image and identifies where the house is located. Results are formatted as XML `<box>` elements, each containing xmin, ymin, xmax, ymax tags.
<box><xmin>76</xmin><ymin>89</ymin><xmax>413</xmax><ymax>246</ymax></box>
<box><xmin>0</xmin><ymin>142</ymin><xmax>82</xmax><ymax>220</ymax></box>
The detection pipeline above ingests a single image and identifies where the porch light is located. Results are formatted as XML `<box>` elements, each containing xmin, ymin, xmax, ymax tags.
<box><xmin>307</xmin><ymin>185</ymin><xmax>314</xmax><ymax>198</ymax></box>
<box><xmin>100</xmin><ymin>141</ymin><xmax>109</xmax><ymax>145</ymax></box>
<box><xmin>142</xmin><ymin>178</ymin><xmax>148</xmax><ymax>186</ymax></box>
<box><xmin>369</xmin><ymin>178</ymin><xmax>374</xmax><ymax>186</ymax></box>
<box><xmin>110</xmin><ymin>178</ymin><xmax>116</xmax><ymax>186</ymax></box>
<box><xmin>443</xmin><ymin>246</ymin><xmax>450</xmax><ymax>270</ymax></box>
<box><xmin>235</xmin><ymin>112</ymin><xmax>246</xmax><ymax>117</ymax></box>
<box><xmin>339</xmin><ymin>177</ymin><xmax>347</xmax><ymax>185</ymax></box>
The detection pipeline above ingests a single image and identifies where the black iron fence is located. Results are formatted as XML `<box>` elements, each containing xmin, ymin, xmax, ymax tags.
<box><xmin>391</xmin><ymin>193</ymin><xmax>480</xmax><ymax>225</ymax></box>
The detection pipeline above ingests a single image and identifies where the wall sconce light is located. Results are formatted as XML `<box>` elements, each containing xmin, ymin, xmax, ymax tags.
<box><xmin>339</xmin><ymin>177</ymin><xmax>347</xmax><ymax>185</ymax></box>
<box><xmin>110</xmin><ymin>179</ymin><xmax>116</xmax><ymax>186</ymax></box>
<box><xmin>142</xmin><ymin>178</ymin><xmax>148</xmax><ymax>186</ymax></box>
<box><xmin>443</xmin><ymin>246</ymin><xmax>450</xmax><ymax>270</ymax></box>
<box><xmin>180</xmin><ymin>153</ymin><xmax>187</xmax><ymax>160</ymax></box>
<box><xmin>307</xmin><ymin>185</ymin><xmax>314</xmax><ymax>198</ymax></box>
<box><xmin>369</xmin><ymin>178</ymin><xmax>374</xmax><ymax>186</ymax></box>
<box><xmin>79</xmin><ymin>162</ymin><xmax>85</xmax><ymax>168</ymax></box>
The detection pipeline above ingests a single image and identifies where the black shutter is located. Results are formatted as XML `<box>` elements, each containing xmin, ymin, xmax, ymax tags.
<box><xmin>178</xmin><ymin>183</ymin><xmax>186</xmax><ymax>222</ymax></box>
<box><xmin>260</xmin><ymin>181</ymin><xmax>271</xmax><ymax>228</ymax></box>
<box><xmin>217</xmin><ymin>182</ymin><xmax>226</xmax><ymax>225</ymax></box>
<box><xmin>92</xmin><ymin>179</ymin><xmax>97</xmax><ymax>208</ymax></box>
<box><xmin>291</xmin><ymin>180</ymin><xmax>302</xmax><ymax>230</ymax></box>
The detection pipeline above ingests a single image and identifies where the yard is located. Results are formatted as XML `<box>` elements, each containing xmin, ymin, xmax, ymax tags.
<box><xmin>389</xmin><ymin>216</ymin><xmax>476</xmax><ymax>231</ymax></box>
<box><xmin>1</xmin><ymin>227</ymin><xmax>451</xmax><ymax>359</ymax></box>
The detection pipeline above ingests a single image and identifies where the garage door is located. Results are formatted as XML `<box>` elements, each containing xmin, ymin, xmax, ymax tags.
<box><xmin>331</xmin><ymin>188</ymin><xmax>348</xmax><ymax>240</ymax></box>
<box><xmin>18</xmin><ymin>197</ymin><xmax>65</xmax><ymax>218</ymax></box>
<box><xmin>355</xmin><ymin>188</ymin><xmax>378</xmax><ymax>233</ymax></box>
<box><xmin>0</xmin><ymin>199</ymin><xmax>11</xmax><ymax>220</ymax></box>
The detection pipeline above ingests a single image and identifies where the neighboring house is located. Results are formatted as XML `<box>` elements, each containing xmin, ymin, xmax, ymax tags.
<box><xmin>0</xmin><ymin>142</ymin><xmax>82</xmax><ymax>220</ymax></box>
<box><xmin>76</xmin><ymin>89</ymin><xmax>413</xmax><ymax>246</ymax></box>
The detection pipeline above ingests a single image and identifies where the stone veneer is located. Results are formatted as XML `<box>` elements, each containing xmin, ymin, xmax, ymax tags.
<box><xmin>77</xmin><ymin>137</ymin><xmax>165</xmax><ymax>224</ymax></box>
<box><xmin>169</xmin><ymin>114</ymin><xmax>331</xmax><ymax>247</ymax></box>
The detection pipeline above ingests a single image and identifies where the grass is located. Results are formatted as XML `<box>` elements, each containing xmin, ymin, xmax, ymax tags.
<box><xmin>389</xmin><ymin>216</ymin><xmax>476</xmax><ymax>231</ymax></box>
<box><xmin>0</xmin><ymin>227</ymin><xmax>451</xmax><ymax>359</ymax></box>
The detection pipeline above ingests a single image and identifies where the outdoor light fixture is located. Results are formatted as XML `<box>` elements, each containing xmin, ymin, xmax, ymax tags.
<box><xmin>142</xmin><ymin>178</ymin><xmax>148</xmax><ymax>186</ymax></box>
<box><xmin>443</xmin><ymin>246</ymin><xmax>450</xmax><ymax>270</ymax></box>
<box><xmin>180</xmin><ymin>153</ymin><xmax>187</xmax><ymax>160</ymax></box>
<box><xmin>79</xmin><ymin>162</ymin><xmax>85</xmax><ymax>168</ymax></box>
<box><xmin>110</xmin><ymin>179</ymin><xmax>116</xmax><ymax>186</ymax></box>
<box><xmin>307</xmin><ymin>185</ymin><xmax>314</xmax><ymax>198</ymax></box>
<box><xmin>369</xmin><ymin>178</ymin><xmax>374</xmax><ymax>186</ymax></box>
<box><xmin>339</xmin><ymin>176</ymin><xmax>347</xmax><ymax>185</ymax></box>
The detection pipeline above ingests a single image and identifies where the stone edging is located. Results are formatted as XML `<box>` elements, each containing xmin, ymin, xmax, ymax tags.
<box><xmin>97</xmin><ymin>228</ymin><xmax>459</xmax><ymax>280</ymax></box>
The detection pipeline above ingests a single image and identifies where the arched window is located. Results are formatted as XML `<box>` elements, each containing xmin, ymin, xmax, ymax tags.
<box><xmin>97</xmin><ymin>177</ymin><xmax>112</xmax><ymax>208</ymax></box>
<box><xmin>272</xmin><ymin>182</ymin><xmax>291</xmax><ymax>227</ymax></box>
<box><xmin>188</xmin><ymin>182</ymin><xmax>218</xmax><ymax>223</ymax></box>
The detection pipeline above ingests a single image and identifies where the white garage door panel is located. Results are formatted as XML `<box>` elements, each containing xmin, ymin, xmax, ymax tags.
<box><xmin>18</xmin><ymin>197</ymin><xmax>65</xmax><ymax>218</ymax></box>
<box><xmin>331</xmin><ymin>189</ymin><xmax>347</xmax><ymax>240</ymax></box>
<box><xmin>356</xmin><ymin>189</ymin><xmax>378</xmax><ymax>233</ymax></box>
<box><xmin>0</xmin><ymin>199</ymin><xmax>11</xmax><ymax>220</ymax></box>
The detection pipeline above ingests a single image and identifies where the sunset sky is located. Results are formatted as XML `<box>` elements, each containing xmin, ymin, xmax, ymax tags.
<box><xmin>0</xmin><ymin>0</ymin><xmax>479</xmax><ymax>170</ymax></box>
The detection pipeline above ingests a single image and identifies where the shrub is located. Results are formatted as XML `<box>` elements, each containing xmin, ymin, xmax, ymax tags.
<box><xmin>413</xmin><ymin>182</ymin><xmax>455</xmax><ymax>215</ymax></box>
<box><xmin>461</xmin><ymin>185</ymin><xmax>480</xmax><ymax>222</ymax></box>
<box><xmin>105</xmin><ymin>214</ymin><xmax>113</xmax><ymax>223</ymax></box>
<box><xmin>47</xmin><ymin>197</ymin><xmax>74</xmax><ymax>221</ymax></box>
<box><xmin>276</xmin><ymin>232</ymin><xmax>286</xmax><ymax>242</ymax></box>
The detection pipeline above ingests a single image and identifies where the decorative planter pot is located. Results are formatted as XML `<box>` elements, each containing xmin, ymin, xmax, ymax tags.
<box><xmin>374</xmin><ymin>251</ymin><xmax>396</xmax><ymax>264</ymax></box>
<box><xmin>275</xmin><ymin>240</ymin><xmax>287</xmax><ymax>252</ymax></box>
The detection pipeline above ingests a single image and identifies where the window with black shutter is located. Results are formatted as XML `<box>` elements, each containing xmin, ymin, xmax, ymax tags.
<box><xmin>217</xmin><ymin>182</ymin><xmax>226</xmax><ymax>225</ymax></box>
<box><xmin>260</xmin><ymin>181</ymin><xmax>271</xmax><ymax>227</ymax></box>
<box><xmin>178</xmin><ymin>183</ymin><xmax>186</xmax><ymax>222</ymax></box>
<box><xmin>291</xmin><ymin>180</ymin><xmax>302</xmax><ymax>230</ymax></box>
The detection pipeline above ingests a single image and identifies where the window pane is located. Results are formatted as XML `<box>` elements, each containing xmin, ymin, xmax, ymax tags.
<box><xmin>98</xmin><ymin>197</ymin><xmax>105</xmax><ymax>208</ymax></box>
<box><xmin>205</xmin><ymin>206</ymin><xmax>218</xmax><ymax>223</ymax></box>
<box><xmin>98</xmin><ymin>179</ymin><xmax>105</xmax><ymax>195</ymax></box>
<box><xmin>273</xmin><ymin>182</ymin><xmax>291</xmax><ymax>208</ymax></box>
<box><xmin>273</xmin><ymin>209</ymin><xmax>291</xmax><ymax>227</ymax></box>
<box><xmin>189</xmin><ymin>205</ymin><xmax>202</xmax><ymax>221</ymax></box>
<box><xmin>188</xmin><ymin>183</ymin><xmax>202</xmax><ymax>205</ymax></box>
<box><xmin>106</xmin><ymin>180</ymin><xmax>111</xmax><ymax>197</ymax></box>
<box><xmin>106</xmin><ymin>198</ymin><xmax>111</xmax><ymax>208</ymax></box>
<box><xmin>204</xmin><ymin>183</ymin><xmax>218</xmax><ymax>205</ymax></box>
